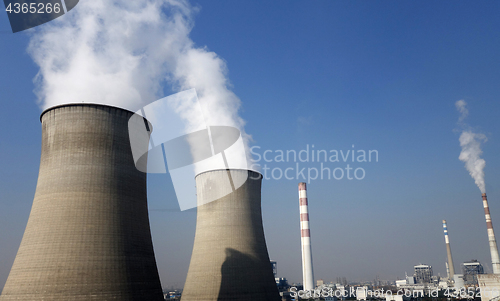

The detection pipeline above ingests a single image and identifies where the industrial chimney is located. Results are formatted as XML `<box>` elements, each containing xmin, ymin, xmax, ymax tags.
<box><xmin>299</xmin><ymin>182</ymin><xmax>314</xmax><ymax>291</ymax></box>
<box><xmin>442</xmin><ymin>220</ymin><xmax>455</xmax><ymax>279</ymax></box>
<box><xmin>0</xmin><ymin>104</ymin><xmax>163</xmax><ymax>300</ymax></box>
<box><xmin>482</xmin><ymin>193</ymin><xmax>500</xmax><ymax>274</ymax></box>
<box><xmin>181</xmin><ymin>169</ymin><xmax>280</xmax><ymax>301</ymax></box>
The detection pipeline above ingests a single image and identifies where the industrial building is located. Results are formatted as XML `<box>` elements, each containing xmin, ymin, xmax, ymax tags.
<box><xmin>462</xmin><ymin>260</ymin><xmax>484</xmax><ymax>287</ymax></box>
<box><xmin>0</xmin><ymin>104</ymin><xmax>163</xmax><ymax>300</ymax></box>
<box><xmin>414</xmin><ymin>265</ymin><xmax>433</xmax><ymax>284</ymax></box>
<box><xmin>478</xmin><ymin>274</ymin><xmax>500</xmax><ymax>301</ymax></box>
<box><xmin>272</xmin><ymin>260</ymin><xmax>278</xmax><ymax>278</ymax></box>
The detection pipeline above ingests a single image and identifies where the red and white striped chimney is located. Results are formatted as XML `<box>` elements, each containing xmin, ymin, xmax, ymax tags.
<box><xmin>299</xmin><ymin>182</ymin><xmax>314</xmax><ymax>290</ymax></box>
<box><xmin>482</xmin><ymin>193</ymin><xmax>500</xmax><ymax>274</ymax></box>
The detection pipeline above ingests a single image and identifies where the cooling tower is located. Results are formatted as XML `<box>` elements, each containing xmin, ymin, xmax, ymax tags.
<box><xmin>442</xmin><ymin>220</ymin><xmax>455</xmax><ymax>279</ymax></box>
<box><xmin>482</xmin><ymin>193</ymin><xmax>500</xmax><ymax>274</ymax></box>
<box><xmin>299</xmin><ymin>182</ymin><xmax>314</xmax><ymax>291</ymax></box>
<box><xmin>0</xmin><ymin>104</ymin><xmax>163</xmax><ymax>300</ymax></box>
<box><xmin>181</xmin><ymin>169</ymin><xmax>280</xmax><ymax>301</ymax></box>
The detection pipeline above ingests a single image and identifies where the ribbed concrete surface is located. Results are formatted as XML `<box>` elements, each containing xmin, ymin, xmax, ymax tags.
<box><xmin>0</xmin><ymin>104</ymin><xmax>163</xmax><ymax>300</ymax></box>
<box><xmin>181</xmin><ymin>170</ymin><xmax>280</xmax><ymax>301</ymax></box>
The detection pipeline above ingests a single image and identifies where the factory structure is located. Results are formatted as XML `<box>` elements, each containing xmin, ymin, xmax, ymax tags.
<box><xmin>0</xmin><ymin>105</ymin><xmax>163</xmax><ymax>300</ymax></box>
<box><xmin>391</xmin><ymin>213</ymin><xmax>493</xmax><ymax>293</ymax></box>
<box><xmin>413</xmin><ymin>265</ymin><xmax>433</xmax><ymax>284</ymax></box>
<box><xmin>462</xmin><ymin>260</ymin><xmax>484</xmax><ymax>287</ymax></box>
<box><xmin>434</xmin><ymin>192</ymin><xmax>500</xmax><ymax>301</ymax></box>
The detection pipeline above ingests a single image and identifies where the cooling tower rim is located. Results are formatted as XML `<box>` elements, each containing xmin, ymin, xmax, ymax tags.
<box><xmin>195</xmin><ymin>168</ymin><xmax>262</xmax><ymax>179</ymax></box>
<box><xmin>40</xmin><ymin>103</ymin><xmax>146</xmax><ymax>122</ymax></box>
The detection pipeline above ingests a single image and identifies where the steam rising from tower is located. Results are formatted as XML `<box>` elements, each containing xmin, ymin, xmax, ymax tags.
<box><xmin>482</xmin><ymin>193</ymin><xmax>500</xmax><ymax>274</ymax></box>
<box><xmin>27</xmin><ymin>0</ymin><xmax>252</xmax><ymax>165</ymax></box>
<box><xmin>0</xmin><ymin>104</ymin><xmax>163</xmax><ymax>300</ymax></box>
<box><xmin>299</xmin><ymin>182</ymin><xmax>314</xmax><ymax>291</ymax></box>
<box><xmin>442</xmin><ymin>220</ymin><xmax>455</xmax><ymax>279</ymax></box>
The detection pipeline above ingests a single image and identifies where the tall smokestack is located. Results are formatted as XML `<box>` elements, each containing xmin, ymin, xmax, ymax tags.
<box><xmin>0</xmin><ymin>104</ymin><xmax>163</xmax><ymax>300</ymax></box>
<box><xmin>442</xmin><ymin>220</ymin><xmax>455</xmax><ymax>279</ymax></box>
<box><xmin>299</xmin><ymin>182</ymin><xmax>314</xmax><ymax>291</ymax></box>
<box><xmin>181</xmin><ymin>169</ymin><xmax>280</xmax><ymax>301</ymax></box>
<box><xmin>482</xmin><ymin>193</ymin><xmax>500</xmax><ymax>274</ymax></box>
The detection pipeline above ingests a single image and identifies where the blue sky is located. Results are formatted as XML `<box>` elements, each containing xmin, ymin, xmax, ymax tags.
<box><xmin>1</xmin><ymin>0</ymin><xmax>500</xmax><ymax>289</ymax></box>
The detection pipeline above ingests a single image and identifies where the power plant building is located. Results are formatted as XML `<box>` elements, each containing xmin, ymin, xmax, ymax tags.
<box><xmin>271</xmin><ymin>260</ymin><xmax>278</xmax><ymax>279</ymax></box>
<box><xmin>414</xmin><ymin>264</ymin><xmax>433</xmax><ymax>284</ymax></box>
<box><xmin>462</xmin><ymin>260</ymin><xmax>484</xmax><ymax>287</ymax></box>
<box><xmin>0</xmin><ymin>104</ymin><xmax>163</xmax><ymax>300</ymax></box>
<box><xmin>478</xmin><ymin>274</ymin><xmax>500</xmax><ymax>301</ymax></box>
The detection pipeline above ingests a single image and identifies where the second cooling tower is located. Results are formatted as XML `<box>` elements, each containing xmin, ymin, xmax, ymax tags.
<box><xmin>181</xmin><ymin>169</ymin><xmax>280</xmax><ymax>301</ymax></box>
<box><xmin>0</xmin><ymin>104</ymin><xmax>163</xmax><ymax>300</ymax></box>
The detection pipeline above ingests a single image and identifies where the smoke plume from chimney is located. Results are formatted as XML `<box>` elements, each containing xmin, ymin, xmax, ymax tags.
<box><xmin>456</xmin><ymin>100</ymin><xmax>487</xmax><ymax>193</ymax></box>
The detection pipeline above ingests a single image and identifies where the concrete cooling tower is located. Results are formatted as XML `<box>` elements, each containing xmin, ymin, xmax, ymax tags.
<box><xmin>181</xmin><ymin>169</ymin><xmax>280</xmax><ymax>301</ymax></box>
<box><xmin>0</xmin><ymin>104</ymin><xmax>163</xmax><ymax>300</ymax></box>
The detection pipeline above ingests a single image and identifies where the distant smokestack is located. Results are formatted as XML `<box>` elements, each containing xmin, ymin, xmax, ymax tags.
<box><xmin>181</xmin><ymin>169</ymin><xmax>280</xmax><ymax>301</ymax></box>
<box><xmin>0</xmin><ymin>104</ymin><xmax>163</xmax><ymax>300</ymax></box>
<box><xmin>299</xmin><ymin>182</ymin><xmax>314</xmax><ymax>291</ymax></box>
<box><xmin>482</xmin><ymin>193</ymin><xmax>500</xmax><ymax>274</ymax></box>
<box><xmin>442</xmin><ymin>220</ymin><xmax>455</xmax><ymax>278</ymax></box>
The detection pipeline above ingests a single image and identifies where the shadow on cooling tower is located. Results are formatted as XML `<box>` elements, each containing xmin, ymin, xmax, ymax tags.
<box><xmin>181</xmin><ymin>169</ymin><xmax>280</xmax><ymax>301</ymax></box>
<box><xmin>218</xmin><ymin>248</ymin><xmax>277</xmax><ymax>301</ymax></box>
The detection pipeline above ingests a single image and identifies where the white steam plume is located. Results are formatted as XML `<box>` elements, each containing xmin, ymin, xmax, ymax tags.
<box><xmin>456</xmin><ymin>99</ymin><xmax>469</xmax><ymax>122</ymax></box>
<box><xmin>456</xmin><ymin>100</ymin><xmax>487</xmax><ymax>193</ymax></box>
<box><xmin>28</xmin><ymin>0</ymin><xmax>250</xmax><ymax>155</ymax></box>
